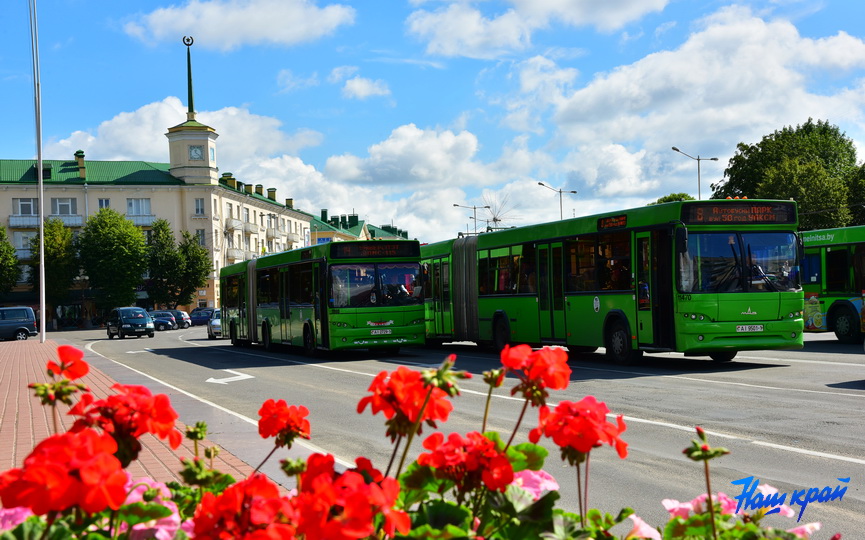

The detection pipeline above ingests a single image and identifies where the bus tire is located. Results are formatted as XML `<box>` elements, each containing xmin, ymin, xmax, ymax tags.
<box><xmin>709</xmin><ymin>351</ymin><xmax>737</xmax><ymax>362</ymax></box>
<box><xmin>833</xmin><ymin>307</ymin><xmax>864</xmax><ymax>344</ymax></box>
<box><xmin>262</xmin><ymin>325</ymin><xmax>274</xmax><ymax>351</ymax></box>
<box><xmin>492</xmin><ymin>315</ymin><xmax>511</xmax><ymax>352</ymax></box>
<box><xmin>303</xmin><ymin>325</ymin><xmax>318</xmax><ymax>357</ymax></box>
<box><xmin>606</xmin><ymin>319</ymin><xmax>641</xmax><ymax>365</ymax></box>
<box><xmin>230</xmin><ymin>324</ymin><xmax>240</xmax><ymax>347</ymax></box>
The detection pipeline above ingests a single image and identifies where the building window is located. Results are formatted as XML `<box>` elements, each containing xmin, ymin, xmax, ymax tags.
<box><xmin>14</xmin><ymin>198</ymin><xmax>39</xmax><ymax>215</ymax></box>
<box><xmin>98</xmin><ymin>198</ymin><xmax>110</xmax><ymax>209</ymax></box>
<box><xmin>51</xmin><ymin>198</ymin><xmax>77</xmax><ymax>215</ymax></box>
<box><xmin>226</xmin><ymin>202</ymin><xmax>233</xmax><ymax>218</ymax></box>
<box><xmin>196</xmin><ymin>229</ymin><xmax>206</xmax><ymax>246</ymax></box>
<box><xmin>243</xmin><ymin>208</ymin><xmax>250</xmax><ymax>223</ymax></box>
<box><xmin>195</xmin><ymin>198</ymin><xmax>205</xmax><ymax>215</ymax></box>
<box><xmin>18</xmin><ymin>265</ymin><xmax>30</xmax><ymax>284</ymax></box>
<box><xmin>227</xmin><ymin>234</ymin><xmax>234</xmax><ymax>248</ymax></box>
<box><xmin>127</xmin><ymin>198</ymin><xmax>151</xmax><ymax>215</ymax></box>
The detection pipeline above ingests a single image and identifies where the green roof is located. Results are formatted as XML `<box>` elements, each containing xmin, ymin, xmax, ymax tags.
<box><xmin>0</xmin><ymin>159</ymin><xmax>182</xmax><ymax>186</ymax></box>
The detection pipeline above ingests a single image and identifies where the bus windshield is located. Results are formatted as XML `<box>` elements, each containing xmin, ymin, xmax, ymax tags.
<box><xmin>678</xmin><ymin>232</ymin><xmax>800</xmax><ymax>293</ymax></box>
<box><xmin>330</xmin><ymin>263</ymin><xmax>422</xmax><ymax>307</ymax></box>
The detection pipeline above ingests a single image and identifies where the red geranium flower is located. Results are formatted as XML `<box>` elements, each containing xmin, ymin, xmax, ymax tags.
<box><xmin>418</xmin><ymin>431</ymin><xmax>515</xmax><ymax>497</ymax></box>
<box><xmin>501</xmin><ymin>345</ymin><xmax>571</xmax><ymax>407</ymax></box>
<box><xmin>194</xmin><ymin>473</ymin><xmax>297</xmax><ymax>539</ymax></box>
<box><xmin>258</xmin><ymin>399</ymin><xmax>311</xmax><ymax>448</ymax></box>
<box><xmin>529</xmin><ymin>396</ymin><xmax>628</xmax><ymax>463</ymax></box>
<box><xmin>47</xmin><ymin>345</ymin><xmax>89</xmax><ymax>381</ymax></box>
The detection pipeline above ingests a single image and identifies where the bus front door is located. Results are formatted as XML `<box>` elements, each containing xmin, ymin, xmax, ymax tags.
<box><xmin>427</xmin><ymin>259</ymin><xmax>451</xmax><ymax>339</ymax></box>
<box><xmin>538</xmin><ymin>243</ymin><xmax>567</xmax><ymax>343</ymax></box>
<box><xmin>636</xmin><ymin>232</ymin><xmax>654</xmax><ymax>345</ymax></box>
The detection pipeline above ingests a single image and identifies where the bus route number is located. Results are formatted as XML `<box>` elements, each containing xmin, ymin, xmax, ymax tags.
<box><xmin>677</xmin><ymin>294</ymin><xmax>692</xmax><ymax>302</ymax></box>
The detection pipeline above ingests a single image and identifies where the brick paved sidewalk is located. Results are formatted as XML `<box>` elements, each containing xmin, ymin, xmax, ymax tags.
<box><xmin>0</xmin><ymin>339</ymin><xmax>267</xmax><ymax>487</ymax></box>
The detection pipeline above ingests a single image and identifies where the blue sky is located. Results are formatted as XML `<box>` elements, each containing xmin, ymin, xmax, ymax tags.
<box><xmin>3</xmin><ymin>0</ymin><xmax>865</xmax><ymax>242</ymax></box>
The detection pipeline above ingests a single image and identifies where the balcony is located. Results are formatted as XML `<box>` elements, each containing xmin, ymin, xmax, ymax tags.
<box><xmin>16</xmin><ymin>248</ymin><xmax>32</xmax><ymax>260</ymax></box>
<box><xmin>226</xmin><ymin>248</ymin><xmax>244</xmax><ymax>261</ymax></box>
<box><xmin>242</xmin><ymin>222</ymin><xmax>257</xmax><ymax>234</ymax></box>
<box><xmin>191</xmin><ymin>212</ymin><xmax>210</xmax><ymax>221</ymax></box>
<box><xmin>127</xmin><ymin>214</ymin><xmax>156</xmax><ymax>227</ymax></box>
<box><xmin>50</xmin><ymin>214</ymin><xmax>84</xmax><ymax>227</ymax></box>
<box><xmin>9</xmin><ymin>215</ymin><xmax>40</xmax><ymax>228</ymax></box>
<box><xmin>266</xmin><ymin>227</ymin><xmax>279</xmax><ymax>239</ymax></box>
<box><xmin>224</xmin><ymin>217</ymin><xmax>242</xmax><ymax>231</ymax></box>
<box><xmin>286</xmin><ymin>232</ymin><xmax>301</xmax><ymax>244</ymax></box>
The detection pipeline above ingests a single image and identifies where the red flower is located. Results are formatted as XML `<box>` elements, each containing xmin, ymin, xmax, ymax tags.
<box><xmin>194</xmin><ymin>474</ymin><xmax>297</xmax><ymax>539</ymax></box>
<box><xmin>418</xmin><ymin>431</ymin><xmax>515</xmax><ymax>496</ymax></box>
<box><xmin>258</xmin><ymin>400</ymin><xmax>311</xmax><ymax>448</ymax></box>
<box><xmin>529</xmin><ymin>396</ymin><xmax>628</xmax><ymax>462</ymax></box>
<box><xmin>69</xmin><ymin>384</ymin><xmax>181</xmax><ymax>467</ymax></box>
<box><xmin>0</xmin><ymin>428</ymin><xmax>127</xmax><ymax>515</ymax></box>
<box><xmin>501</xmin><ymin>345</ymin><xmax>571</xmax><ymax>407</ymax></box>
<box><xmin>46</xmin><ymin>345</ymin><xmax>89</xmax><ymax>381</ymax></box>
<box><xmin>357</xmin><ymin>366</ymin><xmax>453</xmax><ymax>441</ymax></box>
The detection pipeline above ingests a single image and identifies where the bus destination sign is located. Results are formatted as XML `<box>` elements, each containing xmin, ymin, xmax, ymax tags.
<box><xmin>681</xmin><ymin>202</ymin><xmax>796</xmax><ymax>225</ymax></box>
<box><xmin>598</xmin><ymin>215</ymin><xmax>628</xmax><ymax>230</ymax></box>
<box><xmin>331</xmin><ymin>241</ymin><xmax>420</xmax><ymax>259</ymax></box>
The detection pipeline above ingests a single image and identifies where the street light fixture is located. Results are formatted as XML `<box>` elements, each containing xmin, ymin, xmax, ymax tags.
<box><xmin>537</xmin><ymin>182</ymin><xmax>577</xmax><ymax>220</ymax></box>
<box><xmin>453</xmin><ymin>203</ymin><xmax>490</xmax><ymax>234</ymax></box>
<box><xmin>671</xmin><ymin>147</ymin><xmax>718</xmax><ymax>201</ymax></box>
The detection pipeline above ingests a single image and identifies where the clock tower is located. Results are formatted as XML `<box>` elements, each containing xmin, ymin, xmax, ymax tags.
<box><xmin>167</xmin><ymin>36</ymin><xmax>219</xmax><ymax>185</ymax></box>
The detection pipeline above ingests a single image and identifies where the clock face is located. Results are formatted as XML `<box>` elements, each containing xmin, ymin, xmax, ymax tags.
<box><xmin>189</xmin><ymin>145</ymin><xmax>204</xmax><ymax>160</ymax></box>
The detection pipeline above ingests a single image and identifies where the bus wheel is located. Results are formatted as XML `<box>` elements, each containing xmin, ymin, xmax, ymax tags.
<box><xmin>303</xmin><ymin>326</ymin><xmax>318</xmax><ymax>357</ymax></box>
<box><xmin>230</xmin><ymin>324</ymin><xmax>240</xmax><ymax>347</ymax></box>
<box><xmin>493</xmin><ymin>316</ymin><xmax>511</xmax><ymax>352</ymax></box>
<box><xmin>606</xmin><ymin>320</ymin><xmax>641</xmax><ymax>365</ymax></box>
<box><xmin>709</xmin><ymin>351</ymin><xmax>737</xmax><ymax>362</ymax></box>
<box><xmin>262</xmin><ymin>326</ymin><xmax>274</xmax><ymax>351</ymax></box>
<box><xmin>833</xmin><ymin>308</ymin><xmax>864</xmax><ymax>344</ymax></box>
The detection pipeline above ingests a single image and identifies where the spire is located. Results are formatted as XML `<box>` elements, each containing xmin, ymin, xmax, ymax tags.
<box><xmin>183</xmin><ymin>36</ymin><xmax>195</xmax><ymax>121</ymax></box>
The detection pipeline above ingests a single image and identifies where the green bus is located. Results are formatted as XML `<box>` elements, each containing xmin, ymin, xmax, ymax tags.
<box><xmin>422</xmin><ymin>199</ymin><xmax>804</xmax><ymax>363</ymax></box>
<box><xmin>801</xmin><ymin>225</ymin><xmax>865</xmax><ymax>343</ymax></box>
<box><xmin>220</xmin><ymin>240</ymin><xmax>425</xmax><ymax>355</ymax></box>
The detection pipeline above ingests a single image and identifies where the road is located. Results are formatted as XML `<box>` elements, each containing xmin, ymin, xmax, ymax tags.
<box><xmin>59</xmin><ymin>327</ymin><xmax>864</xmax><ymax>538</ymax></box>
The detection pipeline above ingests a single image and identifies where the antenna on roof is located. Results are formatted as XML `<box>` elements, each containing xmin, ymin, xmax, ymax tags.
<box><xmin>183</xmin><ymin>36</ymin><xmax>195</xmax><ymax>121</ymax></box>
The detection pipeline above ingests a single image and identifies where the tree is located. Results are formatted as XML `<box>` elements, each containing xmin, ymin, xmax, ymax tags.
<box><xmin>648</xmin><ymin>193</ymin><xmax>695</xmax><ymax>205</ymax></box>
<box><xmin>0</xmin><ymin>226</ymin><xmax>20</xmax><ymax>296</ymax></box>
<box><xmin>711</xmin><ymin>118</ymin><xmax>857</xmax><ymax>200</ymax></box>
<box><xmin>27</xmin><ymin>218</ymin><xmax>79</xmax><ymax>322</ymax></box>
<box><xmin>145</xmin><ymin>219</ymin><xmax>183</xmax><ymax>309</ymax></box>
<box><xmin>754</xmin><ymin>158</ymin><xmax>849</xmax><ymax>231</ymax></box>
<box><xmin>847</xmin><ymin>163</ymin><xmax>865</xmax><ymax>226</ymax></box>
<box><xmin>76</xmin><ymin>208</ymin><xmax>146</xmax><ymax>311</ymax></box>
<box><xmin>175</xmin><ymin>231</ymin><xmax>212</xmax><ymax>308</ymax></box>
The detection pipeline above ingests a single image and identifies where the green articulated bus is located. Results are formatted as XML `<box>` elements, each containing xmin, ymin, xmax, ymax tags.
<box><xmin>421</xmin><ymin>199</ymin><xmax>804</xmax><ymax>364</ymax></box>
<box><xmin>801</xmin><ymin>225</ymin><xmax>865</xmax><ymax>343</ymax></box>
<box><xmin>220</xmin><ymin>240</ymin><xmax>425</xmax><ymax>355</ymax></box>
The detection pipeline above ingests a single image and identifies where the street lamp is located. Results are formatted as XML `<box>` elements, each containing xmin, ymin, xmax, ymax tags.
<box><xmin>537</xmin><ymin>182</ymin><xmax>577</xmax><ymax>220</ymax></box>
<box><xmin>672</xmin><ymin>147</ymin><xmax>718</xmax><ymax>201</ymax></box>
<box><xmin>453</xmin><ymin>203</ymin><xmax>490</xmax><ymax>234</ymax></box>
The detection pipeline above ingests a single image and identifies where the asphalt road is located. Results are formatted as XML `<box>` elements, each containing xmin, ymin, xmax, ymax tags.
<box><xmin>56</xmin><ymin>327</ymin><xmax>864</xmax><ymax>539</ymax></box>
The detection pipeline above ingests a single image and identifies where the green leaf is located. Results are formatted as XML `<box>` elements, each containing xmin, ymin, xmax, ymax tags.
<box><xmin>115</xmin><ymin>501</ymin><xmax>174</xmax><ymax>526</ymax></box>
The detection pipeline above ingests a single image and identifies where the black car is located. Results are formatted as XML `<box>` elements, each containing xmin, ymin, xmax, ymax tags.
<box><xmin>149</xmin><ymin>311</ymin><xmax>178</xmax><ymax>330</ymax></box>
<box><xmin>0</xmin><ymin>306</ymin><xmax>38</xmax><ymax>341</ymax></box>
<box><xmin>106</xmin><ymin>307</ymin><xmax>155</xmax><ymax>339</ymax></box>
<box><xmin>190</xmin><ymin>308</ymin><xmax>214</xmax><ymax>326</ymax></box>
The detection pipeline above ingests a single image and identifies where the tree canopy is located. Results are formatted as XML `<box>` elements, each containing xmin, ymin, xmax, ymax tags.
<box><xmin>648</xmin><ymin>193</ymin><xmax>695</xmax><ymax>205</ymax></box>
<box><xmin>76</xmin><ymin>208</ymin><xmax>147</xmax><ymax>311</ymax></box>
<box><xmin>175</xmin><ymin>231</ymin><xmax>212</xmax><ymax>308</ymax></box>
<box><xmin>28</xmin><ymin>218</ymin><xmax>79</xmax><ymax>317</ymax></box>
<box><xmin>0</xmin><ymin>226</ymin><xmax>20</xmax><ymax>296</ymax></box>
<box><xmin>144</xmin><ymin>221</ymin><xmax>211</xmax><ymax>308</ymax></box>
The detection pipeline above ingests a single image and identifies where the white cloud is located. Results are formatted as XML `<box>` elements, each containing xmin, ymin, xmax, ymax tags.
<box><xmin>276</xmin><ymin>69</ymin><xmax>319</xmax><ymax>93</ymax></box>
<box><xmin>342</xmin><ymin>76</ymin><xmax>391</xmax><ymax>100</ymax></box>
<box><xmin>124</xmin><ymin>0</ymin><xmax>356</xmax><ymax>51</ymax></box>
<box><xmin>328</xmin><ymin>65</ymin><xmax>359</xmax><ymax>83</ymax></box>
<box><xmin>510</xmin><ymin>0</ymin><xmax>669</xmax><ymax>32</ymax></box>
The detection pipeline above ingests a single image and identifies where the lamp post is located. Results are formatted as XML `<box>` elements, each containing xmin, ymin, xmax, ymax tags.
<box><xmin>453</xmin><ymin>203</ymin><xmax>490</xmax><ymax>234</ymax></box>
<box><xmin>671</xmin><ymin>147</ymin><xmax>718</xmax><ymax>201</ymax></box>
<box><xmin>537</xmin><ymin>182</ymin><xmax>577</xmax><ymax>220</ymax></box>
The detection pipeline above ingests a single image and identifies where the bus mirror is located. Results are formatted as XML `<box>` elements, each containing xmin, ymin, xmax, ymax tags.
<box><xmin>676</xmin><ymin>228</ymin><xmax>688</xmax><ymax>254</ymax></box>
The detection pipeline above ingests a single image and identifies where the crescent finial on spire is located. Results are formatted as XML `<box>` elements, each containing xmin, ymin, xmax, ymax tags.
<box><xmin>183</xmin><ymin>36</ymin><xmax>195</xmax><ymax>119</ymax></box>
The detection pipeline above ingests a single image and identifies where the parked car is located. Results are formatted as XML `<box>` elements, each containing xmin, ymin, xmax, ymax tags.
<box><xmin>190</xmin><ymin>308</ymin><xmax>214</xmax><ymax>326</ymax></box>
<box><xmin>106</xmin><ymin>307</ymin><xmax>154</xmax><ymax>339</ymax></box>
<box><xmin>149</xmin><ymin>311</ymin><xmax>178</xmax><ymax>331</ymax></box>
<box><xmin>168</xmin><ymin>310</ymin><xmax>192</xmax><ymax>329</ymax></box>
<box><xmin>207</xmin><ymin>309</ymin><xmax>222</xmax><ymax>340</ymax></box>
<box><xmin>0</xmin><ymin>306</ymin><xmax>38</xmax><ymax>341</ymax></box>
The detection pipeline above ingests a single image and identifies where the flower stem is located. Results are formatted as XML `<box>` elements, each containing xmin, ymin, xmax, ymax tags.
<box><xmin>253</xmin><ymin>445</ymin><xmax>279</xmax><ymax>475</ymax></box>
<box><xmin>385</xmin><ymin>435</ymin><xmax>403</xmax><ymax>478</ymax></box>
<box><xmin>505</xmin><ymin>399</ymin><xmax>529</xmax><ymax>450</ymax></box>
<box><xmin>576</xmin><ymin>463</ymin><xmax>585</xmax><ymax>528</ymax></box>
<box><xmin>583</xmin><ymin>452</ymin><xmax>591</xmax><ymax>519</ymax></box>
<box><xmin>481</xmin><ymin>385</ymin><xmax>494</xmax><ymax>433</ymax></box>
<box><xmin>51</xmin><ymin>404</ymin><xmax>59</xmax><ymax>436</ymax></box>
<box><xmin>704</xmin><ymin>459</ymin><xmax>718</xmax><ymax>540</ymax></box>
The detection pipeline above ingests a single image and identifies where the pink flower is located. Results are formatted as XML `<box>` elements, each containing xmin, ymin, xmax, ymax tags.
<box><xmin>661</xmin><ymin>498</ymin><xmax>693</xmax><ymax>519</ymax></box>
<box><xmin>756</xmin><ymin>483</ymin><xmax>795</xmax><ymax>518</ymax></box>
<box><xmin>690</xmin><ymin>492</ymin><xmax>738</xmax><ymax>515</ymax></box>
<box><xmin>510</xmin><ymin>470</ymin><xmax>559</xmax><ymax>501</ymax></box>
<box><xmin>787</xmin><ymin>522</ymin><xmax>822</xmax><ymax>538</ymax></box>
<box><xmin>0</xmin><ymin>507</ymin><xmax>33</xmax><ymax>531</ymax></box>
<box><xmin>625</xmin><ymin>514</ymin><xmax>661</xmax><ymax>539</ymax></box>
<box><xmin>122</xmin><ymin>473</ymin><xmax>181</xmax><ymax>540</ymax></box>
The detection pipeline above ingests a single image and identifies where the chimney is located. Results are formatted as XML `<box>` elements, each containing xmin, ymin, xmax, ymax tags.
<box><xmin>267</xmin><ymin>188</ymin><xmax>276</xmax><ymax>201</ymax></box>
<box><xmin>74</xmin><ymin>150</ymin><xmax>86</xmax><ymax>179</ymax></box>
<box><xmin>340</xmin><ymin>215</ymin><xmax>348</xmax><ymax>228</ymax></box>
<box><xmin>321</xmin><ymin>209</ymin><xmax>328</xmax><ymax>222</ymax></box>
<box><xmin>285</xmin><ymin>198</ymin><xmax>294</xmax><ymax>209</ymax></box>
<box><xmin>221</xmin><ymin>172</ymin><xmax>237</xmax><ymax>189</ymax></box>
<box><xmin>255</xmin><ymin>184</ymin><xmax>264</xmax><ymax>196</ymax></box>
<box><xmin>244</xmin><ymin>184</ymin><xmax>253</xmax><ymax>194</ymax></box>
<box><xmin>348</xmin><ymin>214</ymin><xmax>359</xmax><ymax>228</ymax></box>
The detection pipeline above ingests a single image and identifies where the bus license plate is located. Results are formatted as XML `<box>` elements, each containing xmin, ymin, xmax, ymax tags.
<box><xmin>736</xmin><ymin>325</ymin><xmax>764</xmax><ymax>332</ymax></box>
<box><xmin>371</xmin><ymin>329</ymin><xmax>392</xmax><ymax>335</ymax></box>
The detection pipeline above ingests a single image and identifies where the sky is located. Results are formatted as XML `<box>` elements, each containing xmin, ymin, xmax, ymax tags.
<box><xmin>3</xmin><ymin>0</ymin><xmax>865</xmax><ymax>243</ymax></box>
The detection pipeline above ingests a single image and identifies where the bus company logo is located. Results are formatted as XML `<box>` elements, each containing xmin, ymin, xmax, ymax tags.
<box><xmin>741</xmin><ymin>307</ymin><xmax>758</xmax><ymax>315</ymax></box>
<box><xmin>367</xmin><ymin>320</ymin><xmax>394</xmax><ymax>327</ymax></box>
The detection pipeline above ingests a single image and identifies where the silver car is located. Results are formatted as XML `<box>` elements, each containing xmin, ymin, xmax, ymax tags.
<box><xmin>207</xmin><ymin>308</ymin><xmax>222</xmax><ymax>340</ymax></box>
